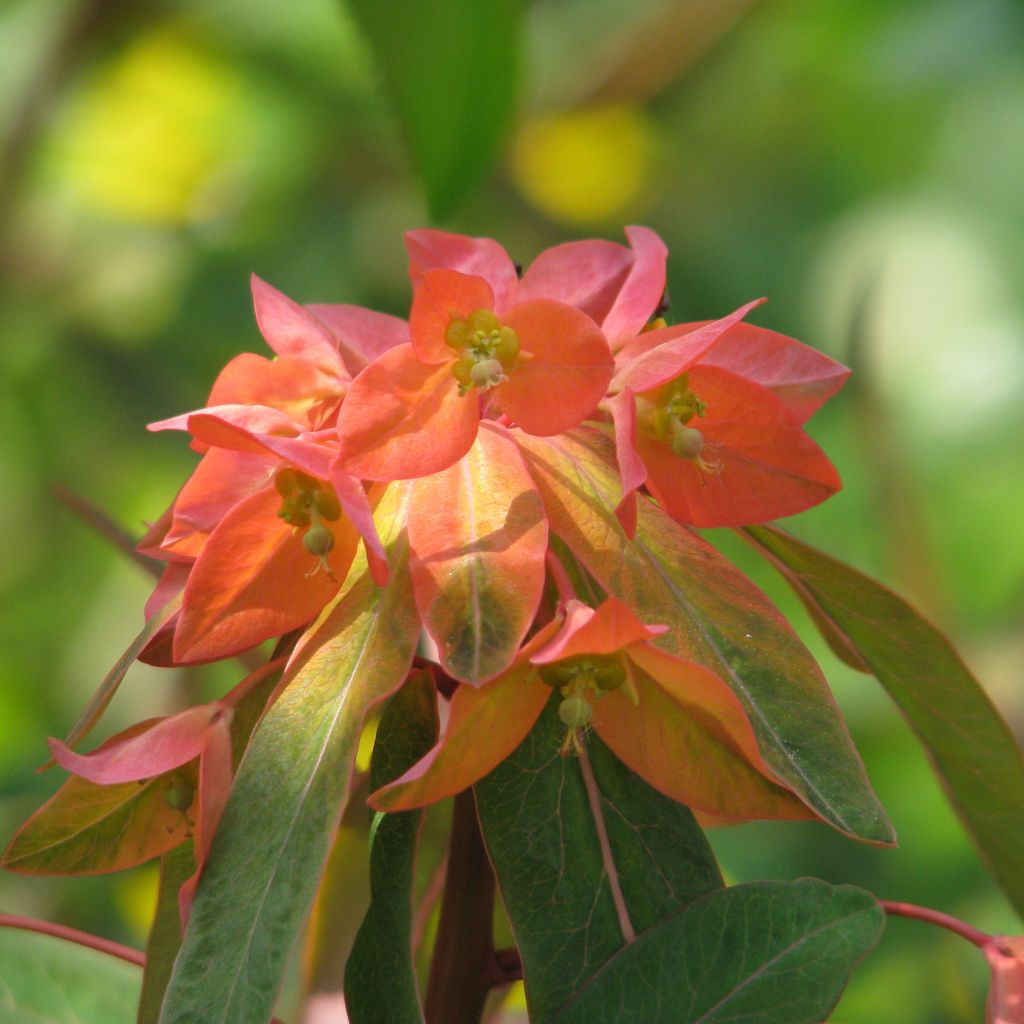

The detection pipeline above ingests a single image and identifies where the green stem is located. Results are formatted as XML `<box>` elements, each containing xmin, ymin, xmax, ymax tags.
<box><xmin>424</xmin><ymin>790</ymin><xmax>495</xmax><ymax>1024</ymax></box>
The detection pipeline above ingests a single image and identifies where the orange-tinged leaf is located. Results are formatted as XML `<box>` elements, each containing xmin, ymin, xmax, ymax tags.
<box><xmin>409</xmin><ymin>268</ymin><xmax>495</xmax><ymax>363</ymax></box>
<box><xmin>4</xmin><ymin>719</ymin><xmax>194</xmax><ymax>876</ymax></box>
<box><xmin>174</xmin><ymin>486</ymin><xmax>356</xmax><ymax>662</ymax></box>
<box><xmin>515</xmin><ymin>427</ymin><xmax>893</xmax><ymax>844</ymax></box>
<box><xmin>337</xmin><ymin>343</ymin><xmax>478</xmax><ymax>480</ymax></box>
<box><xmin>371</xmin><ymin>662</ymin><xmax>550</xmax><ymax>812</ymax></box>
<box><xmin>531</xmin><ymin>597</ymin><xmax>665</xmax><ymax>662</ymax></box>
<box><xmin>408</xmin><ymin>422</ymin><xmax>548</xmax><ymax>683</ymax></box>
<box><xmin>592</xmin><ymin>657</ymin><xmax>812</xmax><ymax>821</ymax></box>
<box><xmin>496</xmin><ymin>299</ymin><xmax>613</xmax><ymax>435</ymax></box>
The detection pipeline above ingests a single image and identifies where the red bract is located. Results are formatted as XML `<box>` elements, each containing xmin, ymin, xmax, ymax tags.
<box><xmin>371</xmin><ymin>597</ymin><xmax>813</xmax><ymax>822</ymax></box>
<box><xmin>141</xmin><ymin>276</ymin><xmax>396</xmax><ymax>663</ymax></box>
<box><xmin>405</xmin><ymin>225</ymin><xmax>668</xmax><ymax>352</ymax></box>
<box><xmin>337</xmin><ymin>268</ymin><xmax>614</xmax><ymax>480</ymax></box>
<box><xmin>608</xmin><ymin>302</ymin><xmax>847</xmax><ymax>533</ymax></box>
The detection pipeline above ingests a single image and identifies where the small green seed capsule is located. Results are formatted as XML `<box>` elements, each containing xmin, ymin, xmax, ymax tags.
<box><xmin>593</xmin><ymin>657</ymin><xmax>627</xmax><ymax>691</ymax></box>
<box><xmin>558</xmin><ymin>694</ymin><xmax>593</xmax><ymax>729</ymax></box>
<box><xmin>164</xmin><ymin>777</ymin><xmax>194</xmax><ymax>813</ymax></box>
<box><xmin>470</xmin><ymin>358</ymin><xmax>505</xmax><ymax>389</ymax></box>
<box><xmin>314</xmin><ymin>489</ymin><xmax>341</xmax><ymax>522</ymax></box>
<box><xmin>303</xmin><ymin>525</ymin><xmax>335</xmax><ymax>557</ymax></box>
<box><xmin>671</xmin><ymin>425</ymin><xmax>704</xmax><ymax>460</ymax></box>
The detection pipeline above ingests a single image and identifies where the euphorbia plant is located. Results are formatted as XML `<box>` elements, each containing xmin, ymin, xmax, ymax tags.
<box><xmin>4</xmin><ymin>227</ymin><xmax>1024</xmax><ymax>1024</ymax></box>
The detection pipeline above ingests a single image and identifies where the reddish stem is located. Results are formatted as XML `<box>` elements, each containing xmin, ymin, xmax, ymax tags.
<box><xmin>880</xmin><ymin>900</ymin><xmax>992</xmax><ymax>948</ymax></box>
<box><xmin>0</xmin><ymin>913</ymin><xmax>145</xmax><ymax>966</ymax></box>
<box><xmin>545</xmin><ymin>549</ymin><xmax>577</xmax><ymax>603</ymax></box>
<box><xmin>424</xmin><ymin>790</ymin><xmax>495</xmax><ymax>1024</ymax></box>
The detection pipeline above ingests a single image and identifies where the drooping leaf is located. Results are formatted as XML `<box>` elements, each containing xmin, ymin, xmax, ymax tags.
<box><xmin>744</xmin><ymin>523</ymin><xmax>1024</xmax><ymax>915</ymax></box>
<box><xmin>0</xmin><ymin>924</ymin><xmax>142</xmax><ymax>1024</ymax></box>
<box><xmin>475</xmin><ymin>696</ymin><xmax>723</xmax><ymax>1020</ymax></box>
<box><xmin>555</xmin><ymin>878</ymin><xmax>884</xmax><ymax>1024</ymax></box>
<box><xmin>137</xmin><ymin>842</ymin><xmax>195</xmax><ymax>1024</ymax></box>
<box><xmin>515</xmin><ymin>427</ymin><xmax>894</xmax><ymax>844</ymax></box>
<box><xmin>408</xmin><ymin>423</ymin><xmax>547</xmax><ymax>684</ymax></box>
<box><xmin>345</xmin><ymin>671</ymin><xmax>438</xmax><ymax>1024</ymax></box>
<box><xmin>5</xmin><ymin>668</ymin><xmax>280</xmax><ymax>879</ymax></box>
<box><xmin>346</xmin><ymin>0</ymin><xmax>522</xmax><ymax>220</ymax></box>
<box><xmin>159</xmin><ymin>484</ymin><xmax>419</xmax><ymax>1024</ymax></box>
<box><xmin>3</xmin><ymin>731</ymin><xmax>194</xmax><ymax>876</ymax></box>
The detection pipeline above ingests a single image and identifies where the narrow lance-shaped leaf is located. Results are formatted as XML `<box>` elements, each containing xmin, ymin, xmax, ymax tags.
<box><xmin>159</xmin><ymin>483</ymin><xmax>419</xmax><ymax>1024</ymax></box>
<box><xmin>743</xmin><ymin>523</ymin><xmax>1024</xmax><ymax>917</ymax></box>
<box><xmin>475</xmin><ymin>696</ymin><xmax>723</xmax><ymax>1021</ymax></box>
<box><xmin>344</xmin><ymin>670</ymin><xmax>439</xmax><ymax>1024</ymax></box>
<box><xmin>346</xmin><ymin>0</ymin><xmax>522</xmax><ymax>219</ymax></box>
<box><xmin>58</xmin><ymin>591</ymin><xmax>182</xmax><ymax>755</ymax></box>
<box><xmin>408</xmin><ymin>423</ymin><xmax>547</xmax><ymax>684</ymax></box>
<box><xmin>514</xmin><ymin>427</ymin><xmax>894</xmax><ymax>844</ymax></box>
<box><xmin>555</xmin><ymin>878</ymin><xmax>884</xmax><ymax>1024</ymax></box>
<box><xmin>137</xmin><ymin>842</ymin><xmax>195</xmax><ymax>1024</ymax></box>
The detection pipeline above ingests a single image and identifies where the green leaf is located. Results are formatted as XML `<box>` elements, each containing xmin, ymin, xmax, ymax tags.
<box><xmin>344</xmin><ymin>671</ymin><xmax>438</xmax><ymax>1024</ymax></box>
<box><xmin>2</xmin><ymin>744</ymin><xmax>193</xmax><ymax>876</ymax></box>
<box><xmin>515</xmin><ymin>428</ymin><xmax>894</xmax><ymax>844</ymax></box>
<box><xmin>0</xmin><ymin>925</ymin><xmax>141</xmax><ymax>1023</ymax></box>
<box><xmin>743</xmin><ymin>523</ymin><xmax>1024</xmax><ymax>917</ymax></box>
<box><xmin>555</xmin><ymin>878</ymin><xmax>884</xmax><ymax>1024</ymax></box>
<box><xmin>345</xmin><ymin>0</ymin><xmax>522</xmax><ymax>220</ymax></box>
<box><xmin>159</xmin><ymin>484</ymin><xmax>420</xmax><ymax>1024</ymax></box>
<box><xmin>137</xmin><ymin>843</ymin><xmax>195</xmax><ymax>1024</ymax></box>
<box><xmin>475</xmin><ymin>696</ymin><xmax>723</xmax><ymax>1021</ymax></box>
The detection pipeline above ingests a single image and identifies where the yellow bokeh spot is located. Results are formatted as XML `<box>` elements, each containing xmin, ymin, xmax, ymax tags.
<box><xmin>355</xmin><ymin>713</ymin><xmax>379</xmax><ymax>774</ymax></box>
<box><xmin>53</xmin><ymin>26</ymin><xmax>247</xmax><ymax>224</ymax></box>
<box><xmin>511</xmin><ymin>104</ymin><xmax>655</xmax><ymax>225</ymax></box>
<box><xmin>114</xmin><ymin>863</ymin><xmax>160</xmax><ymax>942</ymax></box>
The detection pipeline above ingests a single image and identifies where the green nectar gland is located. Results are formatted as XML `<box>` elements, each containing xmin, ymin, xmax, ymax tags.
<box><xmin>539</xmin><ymin>653</ymin><xmax>628</xmax><ymax>756</ymax></box>
<box><xmin>274</xmin><ymin>468</ymin><xmax>341</xmax><ymax>578</ymax></box>
<box><xmin>636</xmin><ymin>374</ymin><xmax>720</xmax><ymax>474</ymax></box>
<box><xmin>445</xmin><ymin>308</ymin><xmax>520</xmax><ymax>396</ymax></box>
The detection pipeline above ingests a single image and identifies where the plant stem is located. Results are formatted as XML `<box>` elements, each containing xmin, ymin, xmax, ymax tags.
<box><xmin>880</xmin><ymin>899</ymin><xmax>992</xmax><ymax>948</ymax></box>
<box><xmin>424</xmin><ymin>789</ymin><xmax>495</xmax><ymax>1024</ymax></box>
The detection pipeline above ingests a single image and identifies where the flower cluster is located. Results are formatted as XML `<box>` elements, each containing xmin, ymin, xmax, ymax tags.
<box><xmin>127</xmin><ymin>227</ymin><xmax>848</xmax><ymax>824</ymax></box>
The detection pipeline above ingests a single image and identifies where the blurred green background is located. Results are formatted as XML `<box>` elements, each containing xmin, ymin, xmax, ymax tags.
<box><xmin>1</xmin><ymin>0</ymin><xmax>1022</xmax><ymax>1020</ymax></box>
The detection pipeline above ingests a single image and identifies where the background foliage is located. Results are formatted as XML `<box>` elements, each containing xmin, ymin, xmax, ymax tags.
<box><xmin>1</xmin><ymin>0</ymin><xmax>1022</xmax><ymax>1020</ymax></box>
